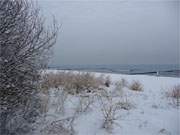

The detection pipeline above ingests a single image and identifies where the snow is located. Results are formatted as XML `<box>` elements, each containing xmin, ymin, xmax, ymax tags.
<box><xmin>34</xmin><ymin>70</ymin><xmax>180</xmax><ymax>135</ymax></box>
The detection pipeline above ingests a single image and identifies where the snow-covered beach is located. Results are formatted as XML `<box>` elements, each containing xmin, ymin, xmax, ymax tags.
<box><xmin>33</xmin><ymin>70</ymin><xmax>180</xmax><ymax>135</ymax></box>
<box><xmin>1</xmin><ymin>1</ymin><xmax>179</xmax><ymax>135</ymax></box>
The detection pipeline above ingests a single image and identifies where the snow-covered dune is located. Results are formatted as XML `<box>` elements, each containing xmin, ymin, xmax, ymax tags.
<box><xmin>35</xmin><ymin>71</ymin><xmax>180</xmax><ymax>135</ymax></box>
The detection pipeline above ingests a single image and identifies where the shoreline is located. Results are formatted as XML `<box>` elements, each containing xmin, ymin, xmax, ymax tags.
<box><xmin>46</xmin><ymin>68</ymin><xmax>180</xmax><ymax>78</ymax></box>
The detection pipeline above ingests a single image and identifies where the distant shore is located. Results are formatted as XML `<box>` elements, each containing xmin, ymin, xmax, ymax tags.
<box><xmin>47</xmin><ymin>65</ymin><xmax>180</xmax><ymax>78</ymax></box>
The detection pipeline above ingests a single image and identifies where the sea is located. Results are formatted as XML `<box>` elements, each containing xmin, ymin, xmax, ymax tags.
<box><xmin>49</xmin><ymin>64</ymin><xmax>180</xmax><ymax>78</ymax></box>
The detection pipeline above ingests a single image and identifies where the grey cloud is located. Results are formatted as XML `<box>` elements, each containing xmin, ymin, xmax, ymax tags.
<box><xmin>38</xmin><ymin>0</ymin><xmax>179</xmax><ymax>66</ymax></box>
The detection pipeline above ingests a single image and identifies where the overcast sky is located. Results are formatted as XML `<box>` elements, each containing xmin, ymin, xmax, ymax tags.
<box><xmin>38</xmin><ymin>0</ymin><xmax>179</xmax><ymax>66</ymax></box>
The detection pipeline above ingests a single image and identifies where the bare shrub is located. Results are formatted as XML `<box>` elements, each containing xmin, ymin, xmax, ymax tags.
<box><xmin>166</xmin><ymin>85</ymin><xmax>180</xmax><ymax>106</ymax></box>
<box><xmin>54</xmin><ymin>90</ymin><xmax>68</xmax><ymax>114</ymax></box>
<box><xmin>76</xmin><ymin>95</ymin><xmax>94</xmax><ymax>113</ymax></box>
<box><xmin>98</xmin><ymin>89</ymin><xmax>133</xmax><ymax>132</ymax></box>
<box><xmin>38</xmin><ymin>92</ymin><xmax>50</xmax><ymax>115</ymax></box>
<box><xmin>0</xmin><ymin>0</ymin><xmax>58</xmax><ymax>134</ymax></box>
<box><xmin>41</xmin><ymin>117</ymin><xmax>75</xmax><ymax>135</ymax></box>
<box><xmin>6</xmin><ymin>112</ymin><xmax>32</xmax><ymax>135</ymax></box>
<box><xmin>98</xmin><ymin>91</ymin><xmax>119</xmax><ymax>132</ymax></box>
<box><xmin>101</xmin><ymin>104</ymin><xmax>119</xmax><ymax>132</ymax></box>
<box><xmin>129</xmin><ymin>80</ymin><xmax>143</xmax><ymax>91</ymax></box>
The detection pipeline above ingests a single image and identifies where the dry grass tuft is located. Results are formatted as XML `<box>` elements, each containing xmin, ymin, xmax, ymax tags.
<box><xmin>169</xmin><ymin>85</ymin><xmax>180</xmax><ymax>99</ymax></box>
<box><xmin>129</xmin><ymin>80</ymin><xmax>143</xmax><ymax>91</ymax></box>
<box><xmin>167</xmin><ymin>84</ymin><xmax>180</xmax><ymax>106</ymax></box>
<box><xmin>40</xmin><ymin>71</ymin><xmax>106</xmax><ymax>94</ymax></box>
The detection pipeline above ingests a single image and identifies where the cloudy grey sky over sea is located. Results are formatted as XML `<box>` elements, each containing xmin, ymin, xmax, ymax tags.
<box><xmin>38</xmin><ymin>0</ymin><xmax>179</xmax><ymax>66</ymax></box>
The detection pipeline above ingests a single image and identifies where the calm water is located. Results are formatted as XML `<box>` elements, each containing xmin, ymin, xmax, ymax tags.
<box><xmin>49</xmin><ymin>64</ymin><xmax>180</xmax><ymax>77</ymax></box>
